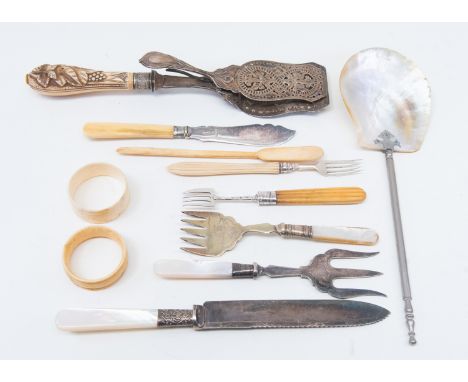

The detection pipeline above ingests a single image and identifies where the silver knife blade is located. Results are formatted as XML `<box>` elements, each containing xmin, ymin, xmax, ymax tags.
<box><xmin>185</xmin><ymin>124</ymin><xmax>295</xmax><ymax>146</ymax></box>
<box><xmin>56</xmin><ymin>300</ymin><xmax>388</xmax><ymax>332</ymax></box>
<box><xmin>199</xmin><ymin>300</ymin><xmax>389</xmax><ymax>329</ymax></box>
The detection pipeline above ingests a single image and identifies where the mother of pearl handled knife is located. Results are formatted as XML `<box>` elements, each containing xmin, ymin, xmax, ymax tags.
<box><xmin>117</xmin><ymin>146</ymin><xmax>323</xmax><ymax>163</ymax></box>
<box><xmin>56</xmin><ymin>300</ymin><xmax>389</xmax><ymax>332</ymax></box>
<box><xmin>84</xmin><ymin>122</ymin><xmax>295</xmax><ymax>146</ymax></box>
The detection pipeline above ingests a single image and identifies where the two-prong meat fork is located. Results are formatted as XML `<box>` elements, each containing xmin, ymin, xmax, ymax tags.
<box><xmin>181</xmin><ymin>211</ymin><xmax>378</xmax><ymax>257</ymax></box>
<box><xmin>154</xmin><ymin>249</ymin><xmax>385</xmax><ymax>299</ymax></box>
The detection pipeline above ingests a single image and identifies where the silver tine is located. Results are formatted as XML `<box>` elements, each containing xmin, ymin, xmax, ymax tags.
<box><xmin>323</xmin><ymin>159</ymin><xmax>362</xmax><ymax>165</ymax></box>
<box><xmin>183</xmin><ymin>199</ymin><xmax>214</xmax><ymax>206</ymax></box>
<box><xmin>184</xmin><ymin>187</ymin><xmax>215</xmax><ymax>193</ymax></box>
<box><xmin>181</xmin><ymin>237</ymin><xmax>206</xmax><ymax>247</ymax></box>
<box><xmin>331</xmin><ymin>268</ymin><xmax>383</xmax><ymax>279</ymax></box>
<box><xmin>326</xmin><ymin>169</ymin><xmax>361</xmax><ymax>176</ymax></box>
<box><xmin>329</xmin><ymin>287</ymin><xmax>387</xmax><ymax>299</ymax></box>
<box><xmin>324</xmin><ymin>162</ymin><xmax>361</xmax><ymax>169</ymax></box>
<box><xmin>181</xmin><ymin>247</ymin><xmax>209</xmax><ymax>256</ymax></box>
<box><xmin>181</xmin><ymin>219</ymin><xmax>207</xmax><ymax>228</ymax></box>
<box><xmin>182</xmin><ymin>211</ymin><xmax>213</xmax><ymax>219</ymax></box>
<box><xmin>183</xmin><ymin>203</ymin><xmax>213</xmax><ymax>207</ymax></box>
<box><xmin>180</xmin><ymin>227</ymin><xmax>207</xmax><ymax>237</ymax></box>
<box><xmin>325</xmin><ymin>249</ymin><xmax>380</xmax><ymax>259</ymax></box>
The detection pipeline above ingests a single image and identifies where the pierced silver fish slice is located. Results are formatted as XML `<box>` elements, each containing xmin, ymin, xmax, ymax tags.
<box><xmin>155</xmin><ymin>249</ymin><xmax>385</xmax><ymax>299</ymax></box>
<box><xmin>181</xmin><ymin>211</ymin><xmax>378</xmax><ymax>257</ymax></box>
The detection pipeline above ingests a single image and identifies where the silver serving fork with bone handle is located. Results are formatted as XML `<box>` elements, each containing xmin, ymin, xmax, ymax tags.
<box><xmin>181</xmin><ymin>211</ymin><xmax>378</xmax><ymax>257</ymax></box>
<box><xmin>155</xmin><ymin>249</ymin><xmax>385</xmax><ymax>299</ymax></box>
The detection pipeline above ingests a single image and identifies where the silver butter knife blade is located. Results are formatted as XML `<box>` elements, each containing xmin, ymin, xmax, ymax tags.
<box><xmin>56</xmin><ymin>300</ymin><xmax>389</xmax><ymax>332</ymax></box>
<box><xmin>187</xmin><ymin>124</ymin><xmax>295</xmax><ymax>146</ymax></box>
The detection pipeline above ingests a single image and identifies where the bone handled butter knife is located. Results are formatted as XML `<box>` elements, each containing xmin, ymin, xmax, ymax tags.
<box><xmin>56</xmin><ymin>300</ymin><xmax>389</xmax><ymax>332</ymax></box>
<box><xmin>84</xmin><ymin>122</ymin><xmax>295</xmax><ymax>146</ymax></box>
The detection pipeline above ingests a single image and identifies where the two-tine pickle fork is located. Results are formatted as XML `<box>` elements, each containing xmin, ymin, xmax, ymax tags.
<box><xmin>180</xmin><ymin>211</ymin><xmax>378</xmax><ymax>257</ymax></box>
<box><xmin>154</xmin><ymin>249</ymin><xmax>385</xmax><ymax>299</ymax></box>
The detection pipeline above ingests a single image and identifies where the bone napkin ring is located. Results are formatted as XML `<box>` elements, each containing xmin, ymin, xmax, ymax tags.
<box><xmin>68</xmin><ymin>163</ymin><xmax>130</xmax><ymax>223</ymax></box>
<box><xmin>63</xmin><ymin>226</ymin><xmax>128</xmax><ymax>290</ymax></box>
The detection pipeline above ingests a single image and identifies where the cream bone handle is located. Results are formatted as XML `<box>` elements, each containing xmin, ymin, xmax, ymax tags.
<box><xmin>275</xmin><ymin>224</ymin><xmax>379</xmax><ymax>246</ymax></box>
<box><xmin>84</xmin><ymin>122</ymin><xmax>175</xmax><ymax>139</ymax></box>
<box><xmin>118</xmin><ymin>146</ymin><xmax>323</xmax><ymax>163</ymax></box>
<box><xmin>168</xmin><ymin>162</ymin><xmax>281</xmax><ymax>176</ymax></box>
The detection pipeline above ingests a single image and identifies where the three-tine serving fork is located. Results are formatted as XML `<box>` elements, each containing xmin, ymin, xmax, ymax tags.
<box><xmin>154</xmin><ymin>249</ymin><xmax>385</xmax><ymax>299</ymax></box>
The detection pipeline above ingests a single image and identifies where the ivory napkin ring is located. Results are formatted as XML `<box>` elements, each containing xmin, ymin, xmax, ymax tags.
<box><xmin>63</xmin><ymin>226</ymin><xmax>128</xmax><ymax>290</ymax></box>
<box><xmin>68</xmin><ymin>163</ymin><xmax>130</xmax><ymax>224</ymax></box>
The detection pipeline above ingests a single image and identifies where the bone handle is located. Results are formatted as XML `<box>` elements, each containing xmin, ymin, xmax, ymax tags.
<box><xmin>275</xmin><ymin>224</ymin><xmax>378</xmax><ymax>245</ymax></box>
<box><xmin>276</xmin><ymin>187</ymin><xmax>366</xmax><ymax>205</ymax></box>
<box><xmin>118</xmin><ymin>147</ymin><xmax>257</xmax><ymax>159</ymax></box>
<box><xmin>154</xmin><ymin>259</ymin><xmax>233</xmax><ymax>279</ymax></box>
<box><xmin>84</xmin><ymin>123</ymin><xmax>174</xmax><ymax>139</ymax></box>
<box><xmin>168</xmin><ymin>162</ymin><xmax>280</xmax><ymax>176</ymax></box>
<box><xmin>26</xmin><ymin>65</ymin><xmax>134</xmax><ymax>96</ymax></box>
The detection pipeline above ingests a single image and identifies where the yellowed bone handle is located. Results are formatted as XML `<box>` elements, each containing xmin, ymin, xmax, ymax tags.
<box><xmin>118</xmin><ymin>147</ymin><xmax>257</xmax><ymax>159</ymax></box>
<box><xmin>276</xmin><ymin>187</ymin><xmax>366</xmax><ymax>205</ymax></box>
<box><xmin>118</xmin><ymin>146</ymin><xmax>323</xmax><ymax>162</ymax></box>
<box><xmin>26</xmin><ymin>64</ymin><xmax>133</xmax><ymax>96</ymax></box>
<box><xmin>84</xmin><ymin>123</ymin><xmax>174</xmax><ymax>139</ymax></box>
<box><xmin>168</xmin><ymin>162</ymin><xmax>280</xmax><ymax>176</ymax></box>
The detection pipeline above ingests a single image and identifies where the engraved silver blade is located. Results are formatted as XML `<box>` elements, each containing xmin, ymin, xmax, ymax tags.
<box><xmin>186</xmin><ymin>124</ymin><xmax>295</xmax><ymax>146</ymax></box>
<box><xmin>199</xmin><ymin>300</ymin><xmax>389</xmax><ymax>329</ymax></box>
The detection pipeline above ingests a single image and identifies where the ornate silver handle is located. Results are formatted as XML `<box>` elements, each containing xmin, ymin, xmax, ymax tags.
<box><xmin>275</xmin><ymin>223</ymin><xmax>314</xmax><ymax>239</ymax></box>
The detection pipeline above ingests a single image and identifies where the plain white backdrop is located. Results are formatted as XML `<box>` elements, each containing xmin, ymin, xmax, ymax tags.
<box><xmin>0</xmin><ymin>23</ymin><xmax>467</xmax><ymax>359</ymax></box>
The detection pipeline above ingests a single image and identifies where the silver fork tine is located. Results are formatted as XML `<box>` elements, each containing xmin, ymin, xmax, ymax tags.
<box><xmin>331</xmin><ymin>268</ymin><xmax>382</xmax><ymax>278</ymax></box>
<box><xmin>180</xmin><ymin>227</ymin><xmax>206</xmax><ymax>237</ymax></box>
<box><xmin>181</xmin><ymin>247</ymin><xmax>209</xmax><ymax>256</ymax></box>
<box><xmin>181</xmin><ymin>219</ymin><xmax>207</xmax><ymax>228</ymax></box>
<box><xmin>329</xmin><ymin>288</ymin><xmax>386</xmax><ymax>299</ymax></box>
<box><xmin>182</xmin><ymin>211</ymin><xmax>212</xmax><ymax>219</ymax></box>
<box><xmin>181</xmin><ymin>237</ymin><xmax>206</xmax><ymax>247</ymax></box>
<box><xmin>323</xmin><ymin>159</ymin><xmax>362</xmax><ymax>165</ymax></box>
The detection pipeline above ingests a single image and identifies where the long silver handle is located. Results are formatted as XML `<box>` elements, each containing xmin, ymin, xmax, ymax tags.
<box><xmin>385</xmin><ymin>150</ymin><xmax>416</xmax><ymax>345</ymax></box>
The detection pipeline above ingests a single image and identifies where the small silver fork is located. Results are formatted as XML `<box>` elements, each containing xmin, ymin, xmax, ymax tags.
<box><xmin>279</xmin><ymin>159</ymin><xmax>362</xmax><ymax>176</ymax></box>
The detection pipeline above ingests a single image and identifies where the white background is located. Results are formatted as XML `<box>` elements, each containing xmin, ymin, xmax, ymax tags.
<box><xmin>0</xmin><ymin>23</ymin><xmax>467</xmax><ymax>359</ymax></box>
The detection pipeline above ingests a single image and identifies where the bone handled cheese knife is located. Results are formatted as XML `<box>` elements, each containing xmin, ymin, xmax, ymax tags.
<box><xmin>83</xmin><ymin>122</ymin><xmax>295</xmax><ymax>146</ymax></box>
<box><xmin>56</xmin><ymin>300</ymin><xmax>389</xmax><ymax>332</ymax></box>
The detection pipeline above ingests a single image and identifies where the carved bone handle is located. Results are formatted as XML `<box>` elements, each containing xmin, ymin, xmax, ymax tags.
<box><xmin>26</xmin><ymin>64</ymin><xmax>133</xmax><ymax>96</ymax></box>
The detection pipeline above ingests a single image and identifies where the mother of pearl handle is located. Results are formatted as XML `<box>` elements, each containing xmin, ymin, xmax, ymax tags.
<box><xmin>154</xmin><ymin>259</ymin><xmax>233</xmax><ymax>279</ymax></box>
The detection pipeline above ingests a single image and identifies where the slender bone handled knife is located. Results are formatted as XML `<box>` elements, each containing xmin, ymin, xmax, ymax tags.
<box><xmin>56</xmin><ymin>300</ymin><xmax>389</xmax><ymax>332</ymax></box>
<box><xmin>83</xmin><ymin>122</ymin><xmax>295</xmax><ymax>146</ymax></box>
<box><xmin>117</xmin><ymin>146</ymin><xmax>323</xmax><ymax>163</ymax></box>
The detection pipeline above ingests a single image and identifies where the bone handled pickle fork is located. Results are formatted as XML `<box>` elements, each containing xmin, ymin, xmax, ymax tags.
<box><xmin>181</xmin><ymin>211</ymin><xmax>379</xmax><ymax>257</ymax></box>
<box><xmin>155</xmin><ymin>249</ymin><xmax>385</xmax><ymax>299</ymax></box>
